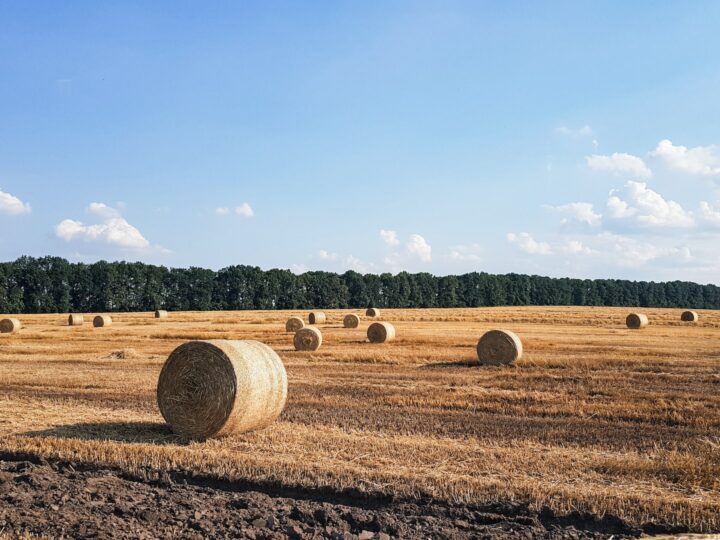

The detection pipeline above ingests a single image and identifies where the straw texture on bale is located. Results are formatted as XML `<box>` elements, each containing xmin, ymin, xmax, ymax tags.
<box><xmin>0</xmin><ymin>318</ymin><xmax>21</xmax><ymax>334</ymax></box>
<box><xmin>626</xmin><ymin>313</ymin><xmax>649</xmax><ymax>329</ymax></box>
<box><xmin>68</xmin><ymin>314</ymin><xmax>84</xmax><ymax>326</ymax></box>
<box><xmin>155</xmin><ymin>310</ymin><xmax>169</xmax><ymax>319</ymax></box>
<box><xmin>157</xmin><ymin>340</ymin><xmax>288</xmax><ymax>440</ymax></box>
<box><xmin>308</xmin><ymin>311</ymin><xmax>326</xmax><ymax>324</ymax></box>
<box><xmin>477</xmin><ymin>329</ymin><xmax>523</xmax><ymax>365</ymax></box>
<box><xmin>367</xmin><ymin>322</ymin><xmax>395</xmax><ymax>343</ymax></box>
<box><xmin>366</xmin><ymin>308</ymin><xmax>380</xmax><ymax>317</ymax></box>
<box><xmin>285</xmin><ymin>317</ymin><xmax>304</xmax><ymax>333</ymax></box>
<box><xmin>681</xmin><ymin>310</ymin><xmax>699</xmax><ymax>322</ymax></box>
<box><xmin>343</xmin><ymin>314</ymin><xmax>360</xmax><ymax>328</ymax></box>
<box><xmin>294</xmin><ymin>326</ymin><xmax>322</xmax><ymax>351</ymax></box>
<box><xmin>93</xmin><ymin>315</ymin><xmax>113</xmax><ymax>328</ymax></box>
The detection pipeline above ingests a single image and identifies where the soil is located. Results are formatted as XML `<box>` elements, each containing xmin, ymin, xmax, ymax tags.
<box><xmin>0</xmin><ymin>452</ymin><xmax>687</xmax><ymax>539</ymax></box>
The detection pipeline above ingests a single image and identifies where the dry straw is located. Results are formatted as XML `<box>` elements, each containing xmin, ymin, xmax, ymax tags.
<box><xmin>285</xmin><ymin>317</ymin><xmax>304</xmax><ymax>333</ymax></box>
<box><xmin>93</xmin><ymin>315</ymin><xmax>113</xmax><ymax>328</ymax></box>
<box><xmin>477</xmin><ymin>329</ymin><xmax>523</xmax><ymax>365</ymax></box>
<box><xmin>343</xmin><ymin>314</ymin><xmax>360</xmax><ymax>328</ymax></box>
<box><xmin>0</xmin><ymin>318</ymin><xmax>21</xmax><ymax>334</ymax></box>
<box><xmin>157</xmin><ymin>340</ymin><xmax>288</xmax><ymax>439</ymax></box>
<box><xmin>681</xmin><ymin>310</ymin><xmax>698</xmax><ymax>322</ymax></box>
<box><xmin>294</xmin><ymin>326</ymin><xmax>322</xmax><ymax>351</ymax></box>
<box><xmin>367</xmin><ymin>322</ymin><xmax>395</xmax><ymax>343</ymax></box>
<box><xmin>155</xmin><ymin>310</ymin><xmax>169</xmax><ymax>319</ymax></box>
<box><xmin>366</xmin><ymin>308</ymin><xmax>380</xmax><ymax>317</ymax></box>
<box><xmin>308</xmin><ymin>311</ymin><xmax>326</xmax><ymax>324</ymax></box>
<box><xmin>626</xmin><ymin>313</ymin><xmax>649</xmax><ymax>329</ymax></box>
<box><xmin>68</xmin><ymin>314</ymin><xmax>84</xmax><ymax>326</ymax></box>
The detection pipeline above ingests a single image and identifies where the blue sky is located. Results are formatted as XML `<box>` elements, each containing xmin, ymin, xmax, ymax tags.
<box><xmin>2</xmin><ymin>1</ymin><xmax>720</xmax><ymax>282</ymax></box>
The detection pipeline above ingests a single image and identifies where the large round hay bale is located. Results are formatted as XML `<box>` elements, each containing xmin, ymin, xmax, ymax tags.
<box><xmin>0</xmin><ymin>318</ymin><xmax>21</xmax><ymax>334</ymax></box>
<box><xmin>626</xmin><ymin>313</ymin><xmax>649</xmax><ymax>329</ymax></box>
<box><xmin>68</xmin><ymin>314</ymin><xmax>84</xmax><ymax>326</ymax></box>
<box><xmin>285</xmin><ymin>317</ymin><xmax>304</xmax><ymax>333</ymax></box>
<box><xmin>294</xmin><ymin>326</ymin><xmax>322</xmax><ymax>351</ymax></box>
<box><xmin>343</xmin><ymin>314</ymin><xmax>360</xmax><ymax>328</ymax></box>
<box><xmin>366</xmin><ymin>308</ymin><xmax>380</xmax><ymax>317</ymax></box>
<box><xmin>93</xmin><ymin>315</ymin><xmax>113</xmax><ymax>328</ymax></box>
<box><xmin>367</xmin><ymin>322</ymin><xmax>395</xmax><ymax>343</ymax></box>
<box><xmin>157</xmin><ymin>340</ymin><xmax>287</xmax><ymax>440</ymax></box>
<box><xmin>155</xmin><ymin>310</ymin><xmax>169</xmax><ymax>319</ymax></box>
<box><xmin>308</xmin><ymin>311</ymin><xmax>326</xmax><ymax>324</ymax></box>
<box><xmin>477</xmin><ymin>329</ymin><xmax>523</xmax><ymax>365</ymax></box>
<box><xmin>681</xmin><ymin>310</ymin><xmax>698</xmax><ymax>322</ymax></box>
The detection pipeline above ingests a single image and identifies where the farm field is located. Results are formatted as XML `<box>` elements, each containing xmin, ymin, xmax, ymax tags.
<box><xmin>0</xmin><ymin>307</ymin><xmax>719</xmax><ymax>537</ymax></box>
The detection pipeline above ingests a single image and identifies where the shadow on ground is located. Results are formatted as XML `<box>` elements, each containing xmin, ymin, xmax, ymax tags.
<box><xmin>22</xmin><ymin>421</ymin><xmax>190</xmax><ymax>446</ymax></box>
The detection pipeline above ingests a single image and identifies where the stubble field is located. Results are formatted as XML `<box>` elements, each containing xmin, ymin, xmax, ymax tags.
<box><xmin>0</xmin><ymin>307</ymin><xmax>719</xmax><ymax>535</ymax></box>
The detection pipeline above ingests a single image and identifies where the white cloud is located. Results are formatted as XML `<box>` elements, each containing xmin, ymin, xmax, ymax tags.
<box><xmin>561</xmin><ymin>239</ymin><xmax>594</xmax><ymax>255</ymax></box>
<box><xmin>343</xmin><ymin>255</ymin><xmax>375</xmax><ymax>273</ymax></box>
<box><xmin>548</xmin><ymin>202</ymin><xmax>601</xmax><ymax>227</ymax></box>
<box><xmin>215</xmin><ymin>207</ymin><xmax>230</xmax><ymax>215</ymax></box>
<box><xmin>586</xmin><ymin>153</ymin><xmax>652</xmax><ymax>179</ymax></box>
<box><xmin>651</xmin><ymin>139</ymin><xmax>720</xmax><ymax>177</ymax></box>
<box><xmin>55</xmin><ymin>203</ymin><xmax>153</xmax><ymax>250</ymax></box>
<box><xmin>405</xmin><ymin>234</ymin><xmax>432</xmax><ymax>262</ymax></box>
<box><xmin>289</xmin><ymin>263</ymin><xmax>307</xmax><ymax>275</ymax></box>
<box><xmin>318</xmin><ymin>250</ymin><xmax>338</xmax><ymax>261</ymax></box>
<box><xmin>449</xmin><ymin>243</ymin><xmax>482</xmax><ymax>262</ymax></box>
<box><xmin>592</xmin><ymin>232</ymin><xmax>690</xmax><ymax>267</ymax></box>
<box><xmin>556</xmin><ymin>125</ymin><xmax>593</xmax><ymax>137</ymax></box>
<box><xmin>235</xmin><ymin>203</ymin><xmax>254</xmax><ymax>218</ymax></box>
<box><xmin>507</xmin><ymin>232</ymin><xmax>552</xmax><ymax>255</ymax></box>
<box><xmin>606</xmin><ymin>181</ymin><xmax>694</xmax><ymax>228</ymax></box>
<box><xmin>0</xmin><ymin>188</ymin><xmax>31</xmax><ymax>215</ymax></box>
<box><xmin>379</xmin><ymin>229</ymin><xmax>400</xmax><ymax>247</ymax></box>
<box><xmin>698</xmin><ymin>201</ymin><xmax>720</xmax><ymax>227</ymax></box>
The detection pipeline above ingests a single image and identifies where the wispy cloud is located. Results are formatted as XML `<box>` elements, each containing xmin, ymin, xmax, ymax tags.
<box><xmin>586</xmin><ymin>152</ymin><xmax>652</xmax><ymax>179</ymax></box>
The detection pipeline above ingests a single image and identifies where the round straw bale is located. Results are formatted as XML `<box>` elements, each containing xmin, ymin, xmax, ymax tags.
<box><xmin>0</xmin><ymin>318</ymin><xmax>21</xmax><ymax>334</ymax></box>
<box><xmin>366</xmin><ymin>308</ymin><xmax>380</xmax><ymax>317</ymax></box>
<box><xmin>294</xmin><ymin>326</ymin><xmax>322</xmax><ymax>351</ymax></box>
<box><xmin>93</xmin><ymin>315</ymin><xmax>113</xmax><ymax>328</ymax></box>
<box><xmin>477</xmin><ymin>329</ymin><xmax>523</xmax><ymax>365</ymax></box>
<box><xmin>367</xmin><ymin>322</ymin><xmax>395</xmax><ymax>343</ymax></box>
<box><xmin>155</xmin><ymin>310</ymin><xmax>169</xmax><ymax>319</ymax></box>
<box><xmin>68</xmin><ymin>314</ymin><xmax>84</xmax><ymax>326</ymax></box>
<box><xmin>285</xmin><ymin>316</ymin><xmax>304</xmax><ymax>333</ymax></box>
<box><xmin>681</xmin><ymin>310</ymin><xmax>698</xmax><ymax>322</ymax></box>
<box><xmin>308</xmin><ymin>311</ymin><xmax>326</xmax><ymax>324</ymax></box>
<box><xmin>626</xmin><ymin>313</ymin><xmax>649</xmax><ymax>329</ymax></box>
<box><xmin>157</xmin><ymin>340</ymin><xmax>288</xmax><ymax>439</ymax></box>
<box><xmin>343</xmin><ymin>314</ymin><xmax>360</xmax><ymax>328</ymax></box>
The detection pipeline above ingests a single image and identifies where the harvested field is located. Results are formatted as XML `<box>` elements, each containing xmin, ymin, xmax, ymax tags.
<box><xmin>0</xmin><ymin>307</ymin><xmax>719</xmax><ymax>537</ymax></box>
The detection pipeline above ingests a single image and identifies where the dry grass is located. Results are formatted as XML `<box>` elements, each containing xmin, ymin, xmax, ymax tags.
<box><xmin>0</xmin><ymin>307</ymin><xmax>719</xmax><ymax>531</ymax></box>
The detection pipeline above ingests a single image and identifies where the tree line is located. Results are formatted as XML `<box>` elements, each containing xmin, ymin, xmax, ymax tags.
<box><xmin>0</xmin><ymin>256</ymin><xmax>718</xmax><ymax>314</ymax></box>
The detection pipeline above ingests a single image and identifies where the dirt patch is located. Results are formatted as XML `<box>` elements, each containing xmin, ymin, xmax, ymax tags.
<box><xmin>0</xmin><ymin>452</ymin><xmax>683</xmax><ymax>539</ymax></box>
<box><xmin>105</xmin><ymin>349</ymin><xmax>139</xmax><ymax>360</ymax></box>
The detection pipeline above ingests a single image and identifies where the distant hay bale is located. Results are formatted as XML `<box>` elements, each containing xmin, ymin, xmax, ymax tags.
<box><xmin>285</xmin><ymin>317</ymin><xmax>305</xmax><ymax>333</ymax></box>
<box><xmin>366</xmin><ymin>308</ymin><xmax>380</xmax><ymax>317</ymax></box>
<box><xmin>477</xmin><ymin>329</ymin><xmax>523</xmax><ymax>365</ymax></box>
<box><xmin>626</xmin><ymin>313</ymin><xmax>649</xmax><ymax>329</ymax></box>
<box><xmin>681</xmin><ymin>310</ymin><xmax>698</xmax><ymax>322</ymax></box>
<box><xmin>308</xmin><ymin>311</ymin><xmax>326</xmax><ymax>324</ymax></box>
<box><xmin>155</xmin><ymin>310</ymin><xmax>169</xmax><ymax>319</ymax></box>
<box><xmin>93</xmin><ymin>315</ymin><xmax>113</xmax><ymax>328</ymax></box>
<box><xmin>343</xmin><ymin>314</ymin><xmax>360</xmax><ymax>328</ymax></box>
<box><xmin>367</xmin><ymin>322</ymin><xmax>395</xmax><ymax>343</ymax></box>
<box><xmin>0</xmin><ymin>318</ymin><xmax>21</xmax><ymax>334</ymax></box>
<box><xmin>294</xmin><ymin>326</ymin><xmax>322</xmax><ymax>351</ymax></box>
<box><xmin>157</xmin><ymin>340</ymin><xmax>288</xmax><ymax>440</ymax></box>
<box><xmin>68</xmin><ymin>314</ymin><xmax>84</xmax><ymax>326</ymax></box>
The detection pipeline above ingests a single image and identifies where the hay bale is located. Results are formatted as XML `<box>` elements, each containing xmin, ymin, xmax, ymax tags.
<box><xmin>294</xmin><ymin>326</ymin><xmax>322</xmax><ymax>351</ymax></box>
<box><xmin>366</xmin><ymin>308</ymin><xmax>380</xmax><ymax>317</ymax></box>
<box><xmin>0</xmin><ymin>318</ymin><xmax>21</xmax><ymax>334</ymax></box>
<box><xmin>343</xmin><ymin>314</ymin><xmax>360</xmax><ymax>328</ymax></box>
<box><xmin>93</xmin><ymin>315</ymin><xmax>113</xmax><ymax>328</ymax></box>
<box><xmin>626</xmin><ymin>313</ymin><xmax>649</xmax><ymax>329</ymax></box>
<box><xmin>157</xmin><ymin>340</ymin><xmax>288</xmax><ymax>439</ymax></box>
<box><xmin>367</xmin><ymin>322</ymin><xmax>395</xmax><ymax>343</ymax></box>
<box><xmin>308</xmin><ymin>311</ymin><xmax>326</xmax><ymax>324</ymax></box>
<box><xmin>68</xmin><ymin>314</ymin><xmax>84</xmax><ymax>326</ymax></box>
<box><xmin>681</xmin><ymin>310</ymin><xmax>698</xmax><ymax>322</ymax></box>
<box><xmin>477</xmin><ymin>329</ymin><xmax>523</xmax><ymax>365</ymax></box>
<box><xmin>285</xmin><ymin>317</ymin><xmax>305</xmax><ymax>333</ymax></box>
<box><xmin>155</xmin><ymin>310</ymin><xmax>169</xmax><ymax>319</ymax></box>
